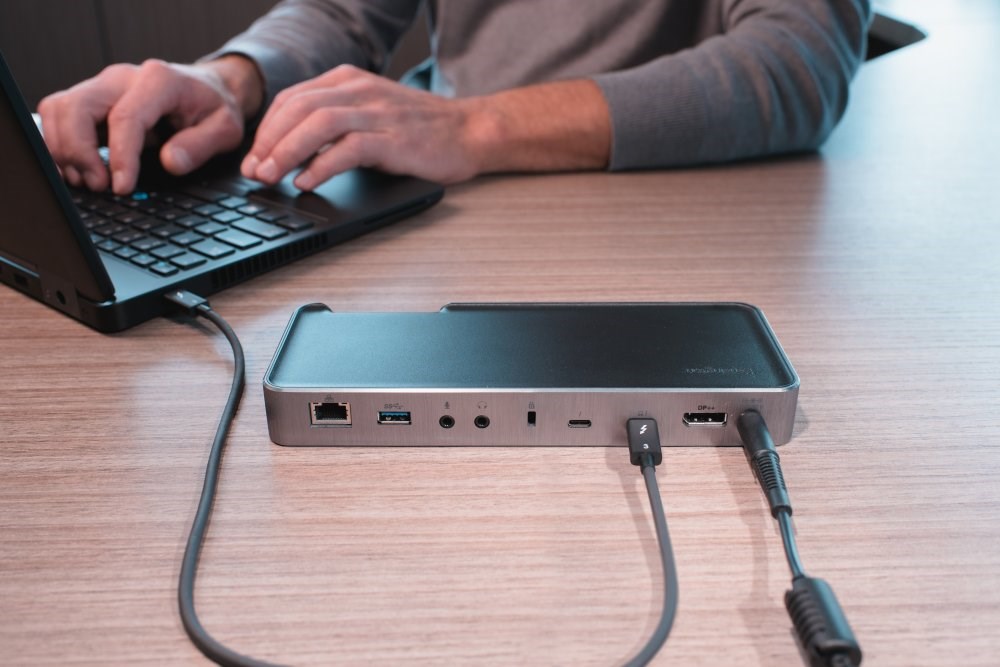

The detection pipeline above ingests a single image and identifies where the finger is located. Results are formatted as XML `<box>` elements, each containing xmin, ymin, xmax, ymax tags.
<box><xmin>42</xmin><ymin>98</ymin><xmax>110</xmax><ymax>191</ymax></box>
<box><xmin>257</xmin><ymin>64</ymin><xmax>365</xmax><ymax>131</ymax></box>
<box><xmin>58</xmin><ymin>98</ymin><xmax>115</xmax><ymax>191</ymax></box>
<box><xmin>251</xmin><ymin>107</ymin><xmax>364</xmax><ymax>185</ymax></box>
<box><xmin>244</xmin><ymin>70</ymin><xmax>379</xmax><ymax>175</ymax></box>
<box><xmin>63</xmin><ymin>165</ymin><xmax>82</xmax><ymax>187</ymax></box>
<box><xmin>293</xmin><ymin>132</ymin><xmax>390</xmax><ymax>191</ymax></box>
<box><xmin>106</xmin><ymin>61</ymin><xmax>184</xmax><ymax>193</ymax></box>
<box><xmin>42</xmin><ymin>67</ymin><xmax>133</xmax><ymax>191</ymax></box>
<box><xmin>243</xmin><ymin>88</ymin><xmax>352</xmax><ymax>178</ymax></box>
<box><xmin>160</xmin><ymin>105</ymin><xmax>244</xmax><ymax>175</ymax></box>
<box><xmin>37</xmin><ymin>97</ymin><xmax>65</xmax><ymax>162</ymax></box>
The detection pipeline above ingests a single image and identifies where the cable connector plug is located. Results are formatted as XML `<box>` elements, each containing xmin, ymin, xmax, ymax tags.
<box><xmin>626</xmin><ymin>418</ymin><xmax>662</xmax><ymax>467</ymax></box>
<box><xmin>736</xmin><ymin>410</ymin><xmax>792</xmax><ymax>517</ymax></box>
<box><xmin>786</xmin><ymin>575</ymin><xmax>862</xmax><ymax>667</ymax></box>
<box><xmin>164</xmin><ymin>289</ymin><xmax>211</xmax><ymax>316</ymax></box>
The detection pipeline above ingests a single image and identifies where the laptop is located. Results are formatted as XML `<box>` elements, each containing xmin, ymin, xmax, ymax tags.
<box><xmin>0</xmin><ymin>52</ymin><xmax>444</xmax><ymax>332</ymax></box>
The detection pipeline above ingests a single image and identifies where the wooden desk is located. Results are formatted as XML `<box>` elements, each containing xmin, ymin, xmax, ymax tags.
<box><xmin>2</xmin><ymin>3</ymin><xmax>998</xmax><ymax>665</ymax></box>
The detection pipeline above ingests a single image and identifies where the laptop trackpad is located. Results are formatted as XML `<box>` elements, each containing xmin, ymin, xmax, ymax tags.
<box><xmin>247</xmin><ymin>169</ymin><xmax>407</xmax><ymax>221</ymax></box>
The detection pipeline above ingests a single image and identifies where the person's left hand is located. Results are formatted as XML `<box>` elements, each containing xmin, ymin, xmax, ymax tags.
<box><xmin>241</xmin><ymin>65</ymin><xmax>488</xmax><ymax>188</ymax></box>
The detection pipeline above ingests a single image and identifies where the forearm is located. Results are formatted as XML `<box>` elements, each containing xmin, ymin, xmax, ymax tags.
<box><xmin>464</xmin><ymin>79</ymin><xmax>611</xmax><ymax>175</ymax></box>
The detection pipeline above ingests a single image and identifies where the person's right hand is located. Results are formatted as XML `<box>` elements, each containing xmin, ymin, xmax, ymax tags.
<box><xmin>37</xmin><ymin>56</ymin><xmax>262</xmax><ymax>194</ymax></box>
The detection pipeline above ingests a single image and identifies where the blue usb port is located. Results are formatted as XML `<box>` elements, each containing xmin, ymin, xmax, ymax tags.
<box><xmin>377</xmin><ymin>411</ymin><xmax>412</xmax><ymax>425</ymax></box>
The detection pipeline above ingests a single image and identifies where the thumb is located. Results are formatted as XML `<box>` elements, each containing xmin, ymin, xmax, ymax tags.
<box><xmin>160</xmin><ymin>106</ymin><xmax>244</xmax><ymax>175</ymax></box>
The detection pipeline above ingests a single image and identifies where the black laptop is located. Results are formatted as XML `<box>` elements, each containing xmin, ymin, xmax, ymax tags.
<box><xmin>0</xmin><ymin>52</ymin><xmax>444</xmax><ymax>332</ymax></box>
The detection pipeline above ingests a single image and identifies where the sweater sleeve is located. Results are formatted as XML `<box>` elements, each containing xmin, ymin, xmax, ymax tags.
<box><xmin>202</xmin><ymin>0</ymin><xmax>424</xmax><ymax>105</ymax></box>
<box><xmin>592</xmin><ymin>0</ymin><xmax>871</xmax><ymax>170</ymax></box>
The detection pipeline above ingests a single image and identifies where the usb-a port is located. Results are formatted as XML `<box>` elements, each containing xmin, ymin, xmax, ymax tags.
<box><xmin>377</xmin><ymin>410</ymin><xmax>412</xmax><ymax>425</ymax></box>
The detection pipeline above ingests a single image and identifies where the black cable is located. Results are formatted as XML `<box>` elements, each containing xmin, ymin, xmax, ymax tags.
<box><xmin>166</xmin><ymin>291</ymin><xmax>284</xmax><ymax>667</ymax></box>
<box><xmin>165</xmin><ymin>291</ymin><xmax>679</xmax><ymax>665</ymax></box>
<box><xmin>777</xmin><ymin>509</ymin><xmax>806</xmax><ymax>580</ymax></box>
<box><xmin>624</xmin><ymin>418</ymin><xmax>679</xmax><ymax>667</ymax></box>
<box><xmin>737</xmin><ymin>410</ymin><xmax>862</xmax><ymax>667</ymax></box>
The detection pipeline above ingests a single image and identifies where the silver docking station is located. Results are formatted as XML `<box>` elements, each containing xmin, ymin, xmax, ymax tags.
<box><xmin>263</xmin><ymin>302</ymin><xmax>799</xmax><ymax>447</ymax></box>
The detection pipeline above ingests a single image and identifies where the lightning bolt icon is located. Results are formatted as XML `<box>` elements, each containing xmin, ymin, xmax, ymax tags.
<box><xmin>639</xmin><ymin>424</ymin><xmax>648</xmax><ymax>435</ymax></box>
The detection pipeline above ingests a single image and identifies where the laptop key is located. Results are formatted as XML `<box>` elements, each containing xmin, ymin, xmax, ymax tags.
<box><xmin>195</xmin><ymin>221</ymin><xmax>227</xmax><ymax>236</ymax></box>
<box><xmin>193</xmin><ymin>203</ymin><xmax>224</xmax><ymax>216</ymax></box>
<box><xmin>95</xmin><ymin>204</ymin><xmax>128</xmax><ymax>217</ymax></box>
<box><xmin>219</xmin><ymin>196</ymin><xmax>248</xmax><ymax>209</ymax></box>
<box><xmin>170</xmin><ymin>253</ymin><xmax>207</xmax><ymax>270</ymax></box>
<box><xmin>112</xmin><ymin>230</ymin><xmax>145</xmax><ymax>244</ymax></box>
<box><xmin>212</xmin><ymin>209</ymin><xmax>243</xmax><ymax>224</ymax></box>
<box><xmin>156</xmin><ymin>208</ymin><xmax>185</xmax><ymax>222</ymax></box>
<box><xmin>96</xmin><ymin>239</ymin><xmax>121</xmax><ymax>252</ymax></box>
<box><xmin>116</xmin><ymin>211</ymin><xmax>148</xmax><ymax>225</ymax></box>
<box><xmin>151</xmin><ymin>244</ymin><xmax>185</xmax><ymax>260</ymax></box>
<box><xmin>132</xmin><ymin>218</ymin><xmax>160</xmax><ymax>232</ymax></box>
<box><xmin>172</xmin><ymin>197</ymin><xmax>202</xmax><ymax>210</ymax></box>
<box><xmin>190</xmin><ymin>239</ymin><xmax>235</xmax><ymax>259</ymax></box>
<box><xmin>130</xmin><ymin>253</ymin><xmax>157</xmax><ymax>268</ymax></box>
<box><xmin>113</xmin><ymin>246</ymin><xmax>139</xmax><ymax>260</ymax></box>
<box><xmin>95</xmin><ymin>223</ymin><xmax>127</xmax><ymax>237</ymax></box>
<box><xmin>216</xmin><ymin>229</ymin><xmax>262</xmax><ymax>250</ymax></box>
<box><xmin>132</xmin><ymin>237</ymin><xmax>165</xmax><ymax>252</ymax></box>
<box><xmin>150</xmin><ymin>224</ymin><xmax>184</xmax><ymax>238</ymax></box>
<box><xmin>176</xmin><ymin>214</ymin><xmax>209</xmax><ymax>228</ymax></box>
<box><xmin>171</xmin><ymin>231</ymin><xmax>206</xmax><ymax>246</ymax></box>
<box><xmin>238</xmin><ymin>203</ymin><xmax>268</xmax><ymax>216</ymax></box>
<box><xmin>149</xmin><ymin>261</ymin><xmax>179</xmax><ymax>277</ymax></box>
<box><xmin>233</xmin><ymin>217</ymin><xmax>288</xmax><ymax>240</ymax></box>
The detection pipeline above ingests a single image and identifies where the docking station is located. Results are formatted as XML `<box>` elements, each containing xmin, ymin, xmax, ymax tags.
<box><xmin>263</xmin><ymin>302</ymin><xmax>799</xmax><ymax>447</ymax></box>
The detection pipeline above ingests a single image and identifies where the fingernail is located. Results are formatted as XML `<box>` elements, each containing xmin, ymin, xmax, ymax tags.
<box><xmin>169</xmin><ymin>146</ymin><xmax>192</xmax><ymax>174</ymax></box>
<box><xmin>257</xmin><ymin>158</ymin><xmax>278</xmax><ymax>183</ymax></box>
<box><xmin>241</xmin><ymin>155</ymin><xmax>259</xmax><ymax>177</ymax></box>
<box><xmin>295</xmin><ymin>172</ymin><xmax>315</xmax><ymax>191</ymax></box>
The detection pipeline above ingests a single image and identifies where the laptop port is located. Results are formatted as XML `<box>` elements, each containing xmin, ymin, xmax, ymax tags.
<box><xmin>568</xmin><ymin>419</ymin><xmax>592</xmax><ymax>428</ymax></box>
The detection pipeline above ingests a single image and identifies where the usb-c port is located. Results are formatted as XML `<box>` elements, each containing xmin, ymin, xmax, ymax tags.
<box><xmin>568</xmin><ymin>419</ymin><xmax>592</xmax><ymax>428</ymax></box>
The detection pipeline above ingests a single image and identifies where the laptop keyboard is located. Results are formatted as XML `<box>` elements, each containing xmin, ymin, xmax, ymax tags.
<box><xmin>73</xmin><ymin>186</ymin><xmax>315</xmax><ymax>277</ymax></box>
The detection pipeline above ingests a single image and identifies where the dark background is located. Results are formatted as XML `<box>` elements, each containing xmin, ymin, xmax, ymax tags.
<box><xmin>0</xmin><ymin>0</ymin><xmax>431</xmax><ymax>108</ymax></box>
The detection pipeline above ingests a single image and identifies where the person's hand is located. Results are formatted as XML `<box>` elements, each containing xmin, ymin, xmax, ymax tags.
<box><xmin>241</xmin><ymin>65</ymin><xmax>488</xmax><ymax>188</ymax></box>
<box><xmin>38</xmin><ymin>56</ymin><xmax>262</xmax><ymax>194</ymax></box>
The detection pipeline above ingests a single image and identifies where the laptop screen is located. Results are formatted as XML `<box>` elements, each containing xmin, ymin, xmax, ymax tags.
<box><xmin>0</xmin><ymin>54</ymin><xmax>113</xmax><ymax>302</ymax></box>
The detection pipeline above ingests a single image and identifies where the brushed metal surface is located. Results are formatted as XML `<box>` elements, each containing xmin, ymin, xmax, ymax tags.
<box><xmin>265</xmin><ymin>385</ymin><xmax>798</xmax><ymax>447</ymax></box>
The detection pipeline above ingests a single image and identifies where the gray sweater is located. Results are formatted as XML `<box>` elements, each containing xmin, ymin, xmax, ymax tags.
<box><xmin>213</xmin><ymin>0</ymin><xmax>871</xmax><ymax>170</ymax></box>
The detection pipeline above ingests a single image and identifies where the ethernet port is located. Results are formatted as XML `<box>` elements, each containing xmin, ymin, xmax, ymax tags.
<box><xmin>310</xmin><ymin>401</ymin><xmax>352</xmax><ymax>426</ymax></box>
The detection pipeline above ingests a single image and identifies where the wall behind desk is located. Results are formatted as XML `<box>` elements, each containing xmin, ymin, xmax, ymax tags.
<box><xmin>0</xmin><ymin>0</ymin><xmax>430</xmax><ymax>109</ymax></box>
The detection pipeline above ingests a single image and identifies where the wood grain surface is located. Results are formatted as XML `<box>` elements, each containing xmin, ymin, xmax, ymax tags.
<box><xmin>2</xmin><ymin>2</ymin><xmax>999</xmax><ymax>665</ymax></box>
